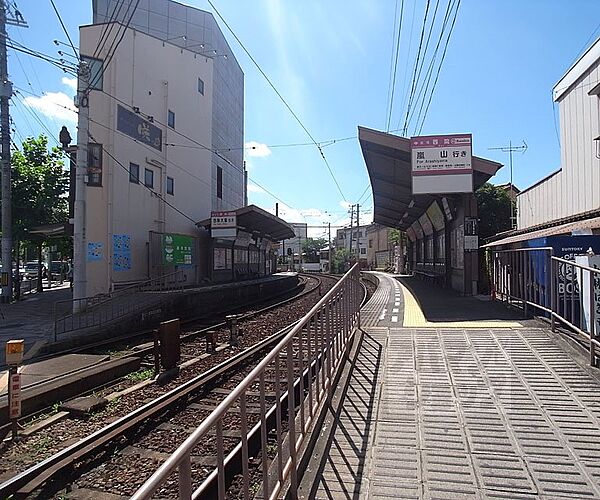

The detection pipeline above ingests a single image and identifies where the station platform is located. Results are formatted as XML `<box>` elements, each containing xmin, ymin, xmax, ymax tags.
<box><xmin>301</xmin><ymin>272</ymin><xmax>600</xmax><ymax>499</ymax></box>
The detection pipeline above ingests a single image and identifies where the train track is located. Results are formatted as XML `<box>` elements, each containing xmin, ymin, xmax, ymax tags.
<box><xmin>0</xmin><ymin>274</ymin><xmax>359</xmax><ymax>498</ymax></box>
<box><xmin>0</xmin><ymin>275</ymin><xmax>323</xmax><ymax>428</ymax></box>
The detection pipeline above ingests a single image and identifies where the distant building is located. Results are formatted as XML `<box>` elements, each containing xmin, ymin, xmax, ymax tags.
<box><xmin>515</xmin><ymin>36</ymin><xmax>600</xmax><ymax>235</ymax></box>
<box><xmin>79</xmin><ymin>0</ymin><xmax>244</xmax><ymax>295</ymax></box>
<box><xmin>496</xmin><ymin>182</ymin><xmax>520</xmax><ymax>202</ymax></box>
<box><xmin>366</xmin><ymin>224</ymin><xmax>394</xmax><ymax>269</ymax></box>
<box><xmin>335</xmin><ymin>225</ymin><xmax>369</xmax><ymax>259</ymax></box>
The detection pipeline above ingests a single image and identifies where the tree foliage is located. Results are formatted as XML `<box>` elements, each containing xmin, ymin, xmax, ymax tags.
<box><xmin>475</xmin><ymin>183</ymin><xmax>513</xmax><ymax>241</ymax></box>
<box><xmin>301</xmin><ymin>237</ymin><xmax>328</xmax><ymax>263</ymax></box>
<box><xmin>331</xmin><ymin>248</ymin><xmax>351</xmax><ymax>274</ymax></box>
<box><xmin>10</xmin><ymin>135</ymin><xmax>69</xmax><ymax>241</ymax></box>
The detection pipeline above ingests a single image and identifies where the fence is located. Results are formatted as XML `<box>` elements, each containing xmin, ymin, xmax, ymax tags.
<box><xmin>490</xmin><ymin>247</ymin><xmax>600</xmax><ymax>365</ymax></box>
<box><xmin>131</xmin><ymin>264</ymin><xmax>362</xmax><ymax>500</ymax></box>
<box><xmin>53</xmin><ymin>270</ymin><xmax>186</xmax><ymax>337</ymax></box>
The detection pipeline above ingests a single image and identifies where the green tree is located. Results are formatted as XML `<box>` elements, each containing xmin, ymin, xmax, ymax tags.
<box><xmin>9</xmin><ymin>136</ymin><xmax>69</xmax><ymax>293</ymax></box>
<box><xmin>331</xmin><ymin>247</ymin><xmax>351</xmax><ymax>274</ymax></box>
<box><xmin>301</xmin><ymin>237</ymin><xmax>328</xmax><ymax>263</ymax></box>
<box><xmin>11</xmin><ymin>135</ymin><xmax>69</xmax><ymax>239</ymax></box>
<box><xmin>475</xmin><ymin>183</ymin><xmax>513</xmax><ymax>241</ymax></box>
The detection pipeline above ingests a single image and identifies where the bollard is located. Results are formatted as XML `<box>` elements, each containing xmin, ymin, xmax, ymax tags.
<box><xmin>206</xmin><ymin>330</ymin><xmax>217</xmax><ymax>353</ymax></box>
<box><xmin>226</xmin><ymin>315</ymin><xmax>240</xmax><ymax>347</ymax></box>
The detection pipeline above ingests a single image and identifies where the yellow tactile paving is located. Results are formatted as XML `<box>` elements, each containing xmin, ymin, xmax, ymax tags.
<box><xmin>399</xmin><ymin>282</ymin><xmax>523</xmax><ymax>328</ymax></box>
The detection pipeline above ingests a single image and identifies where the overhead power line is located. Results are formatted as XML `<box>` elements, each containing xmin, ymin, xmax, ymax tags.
<box><xmin>385</xmin><ymin>0</ymin><xmax>404</xmax><ymax>132</ymax></box>
<box><xmin>49</xmin><ymin>0</ymin><xmax>78</xmax><ymax>60</ymax></box>
<box><xmin>206</xmin><ymin>0</ymin><xmax>347</xmax><ymax>201</ymax></box>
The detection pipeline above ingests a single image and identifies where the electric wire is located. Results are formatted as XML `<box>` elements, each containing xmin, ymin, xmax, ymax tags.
<box><xmin>88</xmin><ymin>132</ymin><xmax>198</xmax><ymax>225</ymax></box>
<box><xmin>416</xmin><ymin>0</ymin><xmax>461</xmax><ymax>134</ymax></box>
<box><xmin>49</xmin><ymin>0</ymin><xmax>79</xmax><ymax>60</ymax></box>
<box><xmin>206</xmin><ymin>0</ymin><xmax>347</xmax><ymax>201</ymax></box>
<box><xmin>91</xmin><ymin>0</ymin><xmax>128</xmax><ymax>61</ymax></box>
<box><xmin>402</xmin><ymin>0</ymin><xmax>431</xmax><ymax>135</ymax></box>
<box><xmin>385</xmin><ymin>0</ymin><xmax>404</xmax><ymax>132</ymax></box>
<box><xmin>409</xmin><ymin>0</ymin><xmax>455</xmax><ymax>133</ymax></box>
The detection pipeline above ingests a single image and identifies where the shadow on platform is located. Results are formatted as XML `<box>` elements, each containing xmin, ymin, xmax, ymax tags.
<box><xmin>305</xmin><ymin>331</ymin><xmax>384</xmax><ymax>499</ymax></box>
<box><xmin>398</xmin><ymin>276</ymin><xmax>525</xmax><ymax>323</ymax></box>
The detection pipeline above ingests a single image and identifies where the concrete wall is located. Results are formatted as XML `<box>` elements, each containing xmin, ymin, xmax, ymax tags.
<box><xmin>93</xmin><ymin>0</ymin><xmax>245</xmax><ymax>211</ymax></box>
<box><xmin>517</xmin><ymin>51</ymin><xmax>600</xmax><ymax>229</ymax></box>
<box><xmin>81</xmin><ymin>25</ymin><xmax>215</xmax><ymax>295</ymax></box>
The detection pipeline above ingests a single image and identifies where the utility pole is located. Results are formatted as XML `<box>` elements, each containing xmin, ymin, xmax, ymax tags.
<box><xmin>348</xmin><ymin>205</ymin><xmax>354</xmax><ymax>257</ymax></box>
<box><xmin>488</xmin><ymin>140</ymin><xmax>527</xmax><ymax>230</ymax></box>
<box><xmin>73</xmin><ymin>61</ymin><xmax>90</xmax><ymax>311</ymax></box>
<box><xmin>355</xmin><ymin>203</ymin><xmax>360</xmax><ymax>261</ymax></box>
<box><xmin>0</xmin><ymin>1</ymin><xmax>27</xmax><ymax>303</ymax></box>
<box><xmin>328</xmin><ymin>222</ymin><xmax>331</xmax><ymax>274</ymax></box>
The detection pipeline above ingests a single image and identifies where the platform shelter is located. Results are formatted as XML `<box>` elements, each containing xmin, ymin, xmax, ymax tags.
<box><xmin>359</xmin><ymin>126</ymin><xmax>502</xmax><ymax>294</ymax></box>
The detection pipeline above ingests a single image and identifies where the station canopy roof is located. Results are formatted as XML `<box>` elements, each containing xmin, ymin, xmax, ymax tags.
<box><xmin>359</xmin><ymin>126</ymin><xmax>503</xmax><ymax>231</ymax></box>
<box><xmin>197</xmin><ymin>204</ymin><xmax>295</xmax><ymax>241</ymax></box>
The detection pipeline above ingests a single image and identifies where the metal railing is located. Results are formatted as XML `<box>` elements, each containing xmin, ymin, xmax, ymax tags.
<box><xmin>132</xmin><ymin>264</ymin><xmax>362</xmax><ymax>500</ymax></box>
<box><xmin>490</xmin><ymin>247</ymin><xmax>600</xmax><ymax>365</ymax></box>
<box><xmin>54</xmin><ymin>270</ymin><xmax>186</xmax><ymax>336</ymax></box>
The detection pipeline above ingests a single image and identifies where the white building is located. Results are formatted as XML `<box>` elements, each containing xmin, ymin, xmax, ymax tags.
<box><xmin>79</xmin><ymin>0</ymin><xmax>244</xmax><ymax>296</ymax></box>
<box><xmin>335</xmin><ymin>225</ymin><xmax>369</xmax><ymax>259</ymax></box>
<box><xmin>517</xmin><ymin>37</ymin><xmax>600</xmax><ymax>232</ymax></box>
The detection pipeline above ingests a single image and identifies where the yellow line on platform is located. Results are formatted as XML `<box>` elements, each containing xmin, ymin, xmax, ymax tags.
<box><xmin>400</xmin><ymin>282</ymin><xmax>522</xmax><ymax>328</ymax></box>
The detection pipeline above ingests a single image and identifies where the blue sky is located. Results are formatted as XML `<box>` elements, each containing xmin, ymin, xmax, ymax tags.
<box><xmin>9</xmin><ymin>0</ymin><xmax>600</xmax><ymax>238</ymax></box>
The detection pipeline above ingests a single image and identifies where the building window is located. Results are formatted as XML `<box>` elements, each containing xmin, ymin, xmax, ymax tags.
<box><xmin>129</xmin><ymin>162</ymin><xmax>139</xmax><ymax>183</ymax></box>
<box><xmin>369</xmin><ymin>239</ymin><xmax>373</xmax><ymax>248</ymax></box>
<box><xmin>87</xmin><ymin>143</ymin><xmax>103</xmax><ymax>186</ymax></box>
<box><xmin>144</xmin><ymin>168</ymin><xmax>154</xmax><ymax>188</ymax></box>
<box><xmin>360</xmin><ymin>248</ymin><xmax>367</xmax><ymax>255</ymax></box>
<box><xmin>198</xmin><ymin>77</ymin><xmax>204</xmax><ymax>95</ymax></box>
<box><xmin>168</xmin><ymin>109</ymin><xmax>175</xmax><ymax>128</ymax></box>
<box><xmin>217</xmin><ymin>166</ymin><xmax>223</xmax><ymax>199</ymax></box>
<box><xmin>81</xmin><ymin>55</ymin><xmax>103</xmax><ymax>91</ymax></box>
<box><xmin>167</xmin><ymin>176</ymin><xmax>174</xmax><ymax>195</ymax></box>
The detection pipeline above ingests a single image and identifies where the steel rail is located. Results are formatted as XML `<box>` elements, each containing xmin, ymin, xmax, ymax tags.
<box><xmin>132</xmin><ymin>265</ymin><xmax>361</xmax><ymax>500</ymax></box>
<box><xmin>191</xmin><ymin>275</ymin><xmax>370</xmax><ymax>499</ymax></box>
<box><xmin>0</xmin><ymin>275</ymin><xmax>337</xmax><ymax>497</ymax></box>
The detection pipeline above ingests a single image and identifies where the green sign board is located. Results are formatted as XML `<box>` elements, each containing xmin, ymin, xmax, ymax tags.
<box><xmin>163</xmin><ymin>234</ymin><xmax>193</xmax><ymax>265</ymax></box>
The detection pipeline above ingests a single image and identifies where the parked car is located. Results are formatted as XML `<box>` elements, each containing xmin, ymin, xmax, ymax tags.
<box><xmin>24</xmin><ymin>262</ymin><xmax>47</xmax><ymax>280</ymax></box>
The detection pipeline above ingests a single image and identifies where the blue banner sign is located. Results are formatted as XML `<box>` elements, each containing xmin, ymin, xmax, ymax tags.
<box><xmin>117</xmin><ymin>105</ymin><xmax>162</xmax><ymax>151</ymax></box>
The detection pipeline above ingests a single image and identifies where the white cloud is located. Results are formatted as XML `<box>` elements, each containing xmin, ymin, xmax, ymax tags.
<box><xmin>339</xmin><ymin>200</ymin><xmax>352</xmax><ymax>210</ymax></box>
<box><xmin>300</xmin><ymin>208</ymin><xmax>324</xmax><ymax>218</ymax></box>
<box><xmin>23</xmin><ymin>91</ymin><xmax>77</xmax><ymax>123</ymax></box>
<box><xmin>61</xmin><ymin>77</ymin><xmax>77</xmax><ymax>93</ymax></box>
<box><xmin>245</xmin><ymin>141</ymin><xmax>272</xmax><ymax>158</ymax></box>
<box><xmin>247</xmin><ymin>182</ymin><xmax>265</xmax><ymax>193</ymax></box>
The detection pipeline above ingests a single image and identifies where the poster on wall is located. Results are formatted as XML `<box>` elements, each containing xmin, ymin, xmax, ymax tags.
<box><xmin>213</xmin><ymin>248</ymin><xmax>230</xmax><ymax>270</ymax></box>
<box><xmin>163</xmin><ymin>234</ymin><xmax>193</xmax><ymax>265</ymax></box>
<box><xmin>113</xmin><ymin>234</ymin><xmax>131</xmax><ymax>271</ymax></box>
<box><xmin>87</xmin><ymin>242</ymin><xmax>103</xmax><ymax>261</ymax></box>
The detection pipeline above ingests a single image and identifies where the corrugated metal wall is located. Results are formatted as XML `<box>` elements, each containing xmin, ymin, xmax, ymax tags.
<box><xmin>518</xmin><ymin>59</ymin><xmax>600</xmax><ymax>229</ymax></box>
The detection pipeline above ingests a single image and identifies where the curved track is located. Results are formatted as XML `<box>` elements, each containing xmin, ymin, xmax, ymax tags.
<box><xmin>0</xmin><ymin>274</ymin><xmax>358</xmax><ymax>498</ymax></box>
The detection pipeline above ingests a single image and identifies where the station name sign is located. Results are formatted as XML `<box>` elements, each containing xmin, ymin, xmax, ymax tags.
<box><xmin>411</xmin><ymin>134</ymin><xmax>473</xmax><ymax>195</ymax></box>
<box><xmin>211</xmin><ymin>211</ymin><xmax>237</xmax><ymax>238</ymax></box>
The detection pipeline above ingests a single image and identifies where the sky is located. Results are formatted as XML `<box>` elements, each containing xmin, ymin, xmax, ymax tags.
<box><xmin>8</xmin><ymin>0</ymin><xmax>600</xmax><ymax>239</ymax></box>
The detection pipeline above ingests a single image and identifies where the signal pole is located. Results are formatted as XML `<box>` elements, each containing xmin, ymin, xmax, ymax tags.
<box><xmin>488</xmin><ymin>140</ymin><xmax>527</xmax><ymax>229</ymax></box>
<box><xmin>0</xmin><ymin>1</ymin><xmax>27</xmax><ymax>302</ymax></box>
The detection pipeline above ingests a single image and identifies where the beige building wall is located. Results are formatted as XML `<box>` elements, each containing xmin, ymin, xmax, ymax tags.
<box><xmin>517</xmin><ymin>41</ymin><xmax>600</xmax><ymax>229</ymax></box>
<box><xmin>81</xmin><ymin>25</ymin><xmax>214</xmax><ymax>295</ymax></box>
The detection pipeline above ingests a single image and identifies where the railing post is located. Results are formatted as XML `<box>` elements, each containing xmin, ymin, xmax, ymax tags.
<box><xmin>178</xmin><ymin>453</ymin><xmax>192</xmax><ymax>500</ymax></box>
<box><xmin>550</xmin><ymin>256</ymin><xmax>556</xmax><ymax>332</ymax></box>
<box><xmin>590</xmin><ymin>271</ymin><xmax>596</xmax><ymax>367</ymax></box>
